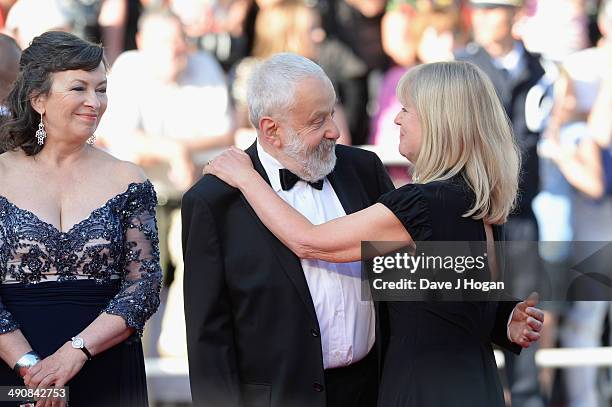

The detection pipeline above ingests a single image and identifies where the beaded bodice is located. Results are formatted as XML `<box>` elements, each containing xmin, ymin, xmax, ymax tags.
<box><xmin>0</xmin><ymin>181</ymin><xmax>162</xmax><ymax>335</ymax></box>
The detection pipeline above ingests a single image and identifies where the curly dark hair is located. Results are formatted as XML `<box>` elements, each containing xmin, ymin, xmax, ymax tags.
<box><xmin>0</xmin><ymin>31</ymin><xmax>106</xmax><ymax>156</ymax></box>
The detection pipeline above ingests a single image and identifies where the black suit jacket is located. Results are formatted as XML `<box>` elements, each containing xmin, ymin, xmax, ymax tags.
<box><xmin>182</xmin><ymin>143</ymin><xmax>394</xmax><ymax>407</ymax></box>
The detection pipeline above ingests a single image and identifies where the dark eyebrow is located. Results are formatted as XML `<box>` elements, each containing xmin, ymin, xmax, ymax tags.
<box><xmin>70</xmin><ymin>79</ymin><xmax>107</xmax><ymax>86</ymax></box>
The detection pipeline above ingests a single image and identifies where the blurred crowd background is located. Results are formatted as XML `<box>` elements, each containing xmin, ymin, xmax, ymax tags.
<box><xmin>1</xmin><ymin>0</ymin><xmax>612</xmax><ymax>406</ymax></box>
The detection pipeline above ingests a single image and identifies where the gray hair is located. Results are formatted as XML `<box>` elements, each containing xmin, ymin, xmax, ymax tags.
<box><xmin>246</xmin><ymin>53</ymin><xmax>332</xmax><ymax>129</ymax></box>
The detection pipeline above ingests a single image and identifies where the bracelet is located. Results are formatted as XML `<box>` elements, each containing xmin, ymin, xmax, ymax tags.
<box><xmin>13</xmin><ymin>351</ymin><xmax>41</xmax><ymax>378</ymax></box>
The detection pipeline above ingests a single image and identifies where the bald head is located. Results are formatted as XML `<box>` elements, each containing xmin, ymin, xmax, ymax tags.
<box><xmin>0</xmin><ymin>34</ymin><xmax>21</xmax><ymax>105</ymax></box>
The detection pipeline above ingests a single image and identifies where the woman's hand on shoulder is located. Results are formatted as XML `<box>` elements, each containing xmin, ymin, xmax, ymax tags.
<box><xmin>203</xmin><ymin>146</ymin><xmax>256</xmax><ymax>189</ymax></box>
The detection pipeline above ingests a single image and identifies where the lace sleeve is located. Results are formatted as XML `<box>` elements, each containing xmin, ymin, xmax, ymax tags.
<box><xmin>104</xmin><ymin>182</ymin><xmax>162</xmax><ymax>336</ymax></box>
<box><xmin>0</xmin><ymin>306</ymin><xmax>18</xmax><ymax>334</ymax></box>
<box><xmin>0</xmin><ymin>217</ymin><xmax>19</xmax><ymax>334</ymax></box>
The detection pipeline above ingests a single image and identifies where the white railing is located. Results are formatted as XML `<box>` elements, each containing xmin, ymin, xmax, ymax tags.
<box><xmin>145</xmin><ymin>347</ymin><xmax>612</xmax><ymax>402</ymax></box>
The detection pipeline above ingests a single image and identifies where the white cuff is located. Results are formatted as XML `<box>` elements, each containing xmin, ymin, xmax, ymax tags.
<box><xmin>506</xmin><ymin>307</ymin><xmax>515</xmax><ymax>342</ymax></box>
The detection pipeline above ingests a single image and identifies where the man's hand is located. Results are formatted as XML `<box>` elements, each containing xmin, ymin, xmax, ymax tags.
<box><xmin>508</xmin><ymin>292</ymin><xmax>545</xmax><ymax>348</ymax></box>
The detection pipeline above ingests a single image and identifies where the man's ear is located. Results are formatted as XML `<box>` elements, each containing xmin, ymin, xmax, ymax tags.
<box><xmin>259</xmin><ymin>116</ymin><xmax>282</xmax><ymax>148</ymax></box>
<box><xmin>30</xmin><ymin>93</ymin><xmax>46</xmax><ymax>116</ymax></box>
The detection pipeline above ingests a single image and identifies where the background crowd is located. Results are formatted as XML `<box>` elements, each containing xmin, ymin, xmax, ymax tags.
<box><xmin>1</xmin><ymin>0</ymin><xmax>612</xmax><ymax>406</ymax></box>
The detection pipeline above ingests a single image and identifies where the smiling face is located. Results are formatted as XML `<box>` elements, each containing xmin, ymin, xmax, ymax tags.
<box><xmin>34</xmin><ymin>62</ymin><xmax>107</xmax><ymax>143</ymax></box>
<box><xmin>394</xmin><ymin>92</ymin><xmax>422</xmax><ymax>163</ymax></box>
<box><xmin>277</xmin><ymin>76</ymin><xmax>340</xmax><ymax>181</ymax></box>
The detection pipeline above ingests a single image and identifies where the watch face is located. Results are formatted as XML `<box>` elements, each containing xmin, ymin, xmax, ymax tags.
<box><xmin>72</xmin><ymin>337</ymin><xmax>84</xmax><ymax>348</ymax></box>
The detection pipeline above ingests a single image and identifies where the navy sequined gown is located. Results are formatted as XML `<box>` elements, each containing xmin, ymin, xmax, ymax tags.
<box><xmin>0</xmin><ymin>180</ymin><xmax>162</xmax><ymax>407</ymax></box>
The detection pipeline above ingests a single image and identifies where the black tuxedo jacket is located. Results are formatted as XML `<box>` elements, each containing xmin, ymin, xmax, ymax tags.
<box><xmin>182</xmin><ymin>143</ymin><xmax>395</xmax><ymax>407</ymax></box>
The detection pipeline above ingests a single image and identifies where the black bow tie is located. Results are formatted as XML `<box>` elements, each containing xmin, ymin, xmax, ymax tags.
<box><xmin>279</xmin><ymin>169</ymin><xmax>324</xmax><ymax>191</ymax></box>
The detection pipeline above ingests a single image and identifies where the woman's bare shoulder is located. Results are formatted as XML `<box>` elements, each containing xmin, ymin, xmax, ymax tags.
<box><xmin>0</xmin><ymin>150</ymin><xmax>25</xmax><ymax>179</ymax></box>
<box><xmin>0</xmin><ymin>151</ymin><xmax>33</xmax><ymax>198</ymax></box>
<box><xmin>91</xmin><ymin>148</ymin><xmax>148</xmax><ymax>187</ymax></box>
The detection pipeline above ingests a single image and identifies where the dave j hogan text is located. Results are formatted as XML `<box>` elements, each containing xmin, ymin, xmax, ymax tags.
<box><xmin>371</xmin><ymin>278</ymin><xmax>505</xmax><ymax>292</ymax></box>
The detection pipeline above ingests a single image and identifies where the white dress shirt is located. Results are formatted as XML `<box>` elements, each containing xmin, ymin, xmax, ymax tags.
<box><xmin>257</xmin><ymin>142</ymin><xmax>375</xmax><ymax>369</ymax></box>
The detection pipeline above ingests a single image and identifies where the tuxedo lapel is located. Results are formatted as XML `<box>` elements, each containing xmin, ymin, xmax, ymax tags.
<box><xmin>327</xmin><ymin>155</ymin><xmax>369</xmax><ymax>215</ymax></box>
<box><xmin>244</xmin><ymin>142</ymin><xmax>319</xmax><ymax>325</ymax></box>
<box><xmin>246</xmin><ymin>142</ymin><xmax>272</xmax><ymax>185</ymax></box>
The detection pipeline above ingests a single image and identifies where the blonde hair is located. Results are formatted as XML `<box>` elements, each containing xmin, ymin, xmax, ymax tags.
<box><xmin>396</xmin><ymin>61</ymin><xmax>521</xmax><ymax>224</ymax></box>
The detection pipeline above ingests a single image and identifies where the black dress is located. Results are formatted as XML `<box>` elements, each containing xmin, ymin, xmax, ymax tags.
<box><xmin>376</xmin><ymin>175</ymin><xmax>520</xmax><ymax>407</ymax></box>
<box><xmin>0</xmin><ymin>181</ymin><xmax>162</xmax><ymax>407</ymax></box>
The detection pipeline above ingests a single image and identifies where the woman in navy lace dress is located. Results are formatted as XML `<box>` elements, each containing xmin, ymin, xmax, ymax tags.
<box><xmin>0</xmin><ymin>32</ymin><xmax>161</xmax><ymax>406</ymax></box>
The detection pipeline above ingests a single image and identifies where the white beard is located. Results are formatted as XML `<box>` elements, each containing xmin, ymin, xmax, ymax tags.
<box><xmin>283</xmin><ymin>128</ymin><xmax>337</xmax><ymax>182</ymax></box>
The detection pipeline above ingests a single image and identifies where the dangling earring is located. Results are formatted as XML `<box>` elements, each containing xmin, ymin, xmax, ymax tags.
<box><xmin>86</xmin><ymin>134</ymin><xmax>96</xmax><ymax>145</ymax></box>
<box><xmin>35</xmin><ymin>114</ymin><xmax>46</xmax><ymax>145</ymax></box>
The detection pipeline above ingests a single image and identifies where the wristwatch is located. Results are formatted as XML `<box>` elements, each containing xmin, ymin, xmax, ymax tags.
<box><xmin>13</xmin><ymin>351</ymin><xmax>41</xmax><ymax>378</ymax></box>
<box><xmin>70</xmin><ymin>336</ymin><xmax>92</xmax><ymax>360</ymax></box>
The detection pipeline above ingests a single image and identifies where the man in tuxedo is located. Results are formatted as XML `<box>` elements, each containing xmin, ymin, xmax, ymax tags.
<box><xmin>182</xmin><ymin>53</ymin><xmax>394</xmax><ymax>407</ymax></box>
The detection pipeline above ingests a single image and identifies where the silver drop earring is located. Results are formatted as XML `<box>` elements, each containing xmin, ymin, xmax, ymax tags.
<box><xmin>35</xmin><ymin>114</ymin><xmax>46</xmax><ymax>145</ymax></box>
<box><xmin>86</xmin><ymin>134</ymin><xmax>96</xmax><ymax>145</ymax></box>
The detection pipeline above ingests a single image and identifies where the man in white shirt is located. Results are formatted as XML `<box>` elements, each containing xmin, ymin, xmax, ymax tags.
<box><xmin>97</xmin><ymin>7</ymin><xmax>234</xmax><ymax>198</ymax></box>
<box><xmin>183</xmin><ymin>53</ymin><xmax>394</xmax><ymax>407</ymax></box>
